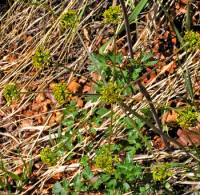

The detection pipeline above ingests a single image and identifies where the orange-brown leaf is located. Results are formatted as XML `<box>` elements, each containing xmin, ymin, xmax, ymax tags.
<box><xmin>162</xmin><ymin>110</ymin><xmax>178</xmax><ymax>124</ymax></box>
<box><xmin>68</xmin><ymin>80</ymin><xmax>80</xmax><ymax>93</ymax></box>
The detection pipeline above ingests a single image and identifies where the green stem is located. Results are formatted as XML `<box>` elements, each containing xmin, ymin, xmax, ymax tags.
<box><xmin>186</xmin><ymin>0</ymin><xmax>192</xmax><ymax>31</ymax></box>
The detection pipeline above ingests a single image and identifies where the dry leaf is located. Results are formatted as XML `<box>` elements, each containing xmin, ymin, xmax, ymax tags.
<box><xmin>36</xmin><ymin>93</ymin><xmax>45</xmax><ymax>103</ymax></box>
<box><xmin>177</xmin><ymin>124</ymin><xmax>200</xmax><ymax>146</ymax></box>
<box><xmin>153</xmin><ymin>135</ymin><xmax>166</xmax><ymax>149</ymax></box>
<box><xmin>23</xmin><ymin>110</ymin><xmax>34</xmax><ymax>117</ymax></box>
<box><xmin>142</xmin><ymin>70</ymin><xmax>157</xmax><ymax>85</ymax></box>
<box><xmin>95</xmin><ymin>35</ymin><xmax>103</xmax><ymax>46</ymax></box>
<box><xmin>14</xmin><ymin>167</ymin><xmax>23</xmax><ymax>175</ymax></box>
<box><xmin>54</xmin><ymin>111</ymin><xmax>63</xmax><ymax>123</ymax></box>
<box><xmin>79</xmin><ymin>76</ymin><xmax>87</xmax><ymax>84</ymax></box>
<box><xmin>6</xmin><ymin>54</ymin><xmax>17</xmax><ymax>64</ymax></box>
<box><xmin>91</xmin><ymin>72</ymin><xmax>101</xmax><ymax>81</ymax></box>
<box><xmin>68</xmin><ymin>80</ymin><xmax>80</xmax><ymax>93</ymax></box>
<box><xmin>72</xmin><ymin>96</ymin><xmax>84</xmax><ymax>108</ymax></box>
<box><xmin>162</xmin><ymin>110</ymin><xmax>178</xmax><ymax>124</ymax></box>
<box><xmin>51</xmin><ymin>172</ymin><xmax>64</xmax><ymax>180</ymax></box>
<box><xmin>83</xmin><ymin>83</ymin><xmax>92</xmax><ymax>93</ymax></box>
<box><xmin>32</xmin><ymin>102</ymin><xmax>40</xmax><ymax>111</ymax></box>
<box><xmin>83</xmin><ymin>28</ymin><xmax>90</xmax><ymax>41</ymax></box>
<box><xmin>21</xmin><ymin>119</ymin><xmax>33</xmax><ymax>128</ymax></box>
<box><xmin>133</xmin><ymin>93</ymin><xmax>144</xmax><ymax>103</ymax></box>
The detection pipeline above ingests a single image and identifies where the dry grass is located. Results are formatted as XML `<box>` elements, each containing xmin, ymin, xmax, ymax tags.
<box><xmin>0</xmin><ymin>0</ymin><xmax>199</xmax><ymax>194</ymax></box>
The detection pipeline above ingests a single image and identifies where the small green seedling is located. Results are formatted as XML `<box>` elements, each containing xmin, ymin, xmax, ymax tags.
<box><xmin>52</xmin><ymin>83</ymin><xmax>69</xmax><ymax>105</ymax></box>
<box><xmin>60</xmin><ymin>10</ymin><xmax>78</xmax><ymax>29</ymax></box>
<box><xmin>103</xmin><ymin>6</ymin><xmax>122</xmax><ymax>24</ymax></box>
<box><xmin>3</xmin><ymin>83</ymin><xmax>20</xmax><ymax>105</ymax></box>
<box><xmin>32</xmin><ymin>47</ymin><xmax>51</xmax><ymax>69</ymax></box>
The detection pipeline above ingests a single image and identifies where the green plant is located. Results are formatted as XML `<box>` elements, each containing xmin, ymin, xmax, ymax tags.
<box><xmin>151</xmin><ymin>162</ymin><xmax>173</xmax><ymax>182</ymax></box>
<box><xmin>52</xmin><ymin>83</ymin><xmax>69</xmax><ymax>105</ymax></box>
<box><xmin>139</xmin><ymin>184</ymin><xmax>153</xmax><ymax>195</ymax></box>
<box><xmin>88</xmin><ymin>51</ymin><xmax>157</xmax><ymax>94</ymax></box>
<box><xmin>0</xmin><ymin>152</ymin><xmax>33</xmax><ymax>192</ymax></box>
<box><xmin>176</xmin><ymin>106</ymin><xmax>198</xmax><ymax>128</ymax></box>
<box><xmin>40</xmin><ymin>147</ymin><xmax>60</xmax><ymax>166</ymax></box>
<box><xmin>94</xmin><ymin>153</ymin><xmax>143</xmax><ymax>193</ymax></box>
<box><xmin>52</xmin><ymin>179</ymin><xmax>69</xmax><ymax>195</ymax></box>
<box><xmin>182</xmin><ymin>31</ymin><xmax>200</xmax><ymax>51</ymax></box>
<box><xmin>32</xmin><ymin>47</ymin><xmax>51</xmax><ymax>69</ymax></box>
<box><xmin>129</xmin><ymin>52</ymin><xmax>157</xmax><ymax>81</ymax></box>
<box><xmin>60</xmin><ymin>10</ymin><xmax>78</xmax><ymax>29</ymax></box>
<box><xmin>3</xmin><ymin>83</ymin><xmax>20</xmax><ymax>105</ymax></box>
<box><xmin>103</xmin><ymin>6</ymin><xmax>122</xmax><ymax>24</ymax></box>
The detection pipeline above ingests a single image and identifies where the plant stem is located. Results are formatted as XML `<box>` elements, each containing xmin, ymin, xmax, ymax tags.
<box><xmin>118</xmin><ymin>0</ymin><xmax>133</xmax><ymax>59</ymax></box>
<box><xmin>137</xmin><ymin>81</ymin><xmax>168</xmax><ymax>147</ymax></box>
<box><xmin>186</xmin><ymin>0</ymin><xmax>192</xmax><ymax>31</ymax></box>
<box><xmin>120</xmin><ymin>101</ymin><xmax>200</xmax><ymax>162</ymax></box>
<box><xmin>119</xmin><ymin>0</ymin><xmax>168</xmax><ymax>147</ymax></box>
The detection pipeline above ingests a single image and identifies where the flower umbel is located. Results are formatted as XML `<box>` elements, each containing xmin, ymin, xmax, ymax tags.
<box><xmin>60</xmin><ymin>10</ymin><xmax>78</xmax><ymax>29</ymax></box>
<box><xmin>151</xmin><ymin>162</ymin><xmax>173</xmax><ymax>182</ymax></box>
<box><xmin>32</xmin><ymin>47</ymin><xmax>51</xmax><ymax>69</ymax></box>
<box><xmin>103</xmin><ymin>6</ymin><xmax>122</xmax><ymax>24</ymax></box>
<box><xmin>95</xmin><ymin>145</ymin><xmax>118</xmax><ymax>174</ymax></box>
<box><xmin>3</xmin><ymin>83</ymin><xmax>20</xmax><ymax>105</ymax></box>
<box><xmin>182</xmin><ymin>31</ymin><xmax>200</xmax><ymax>50</ymax></box>
<box><xmin>176</xmin><ymin>106</ymin><xmax>198</xmax><ymax>128</ymax></box>
<box><xmin>52</xmin><ymin>83</ymin><xmax>69</xmax><ymax>105</ymax></box>
<box><xmin>40</xmin><ymin>147</ymin><xmax>60</xmax><ymax>166</ymax></box>
<box><xmin>100</xmin><ymin>82</ymin><xmax>121</xmax><ymax>104</ymax></box>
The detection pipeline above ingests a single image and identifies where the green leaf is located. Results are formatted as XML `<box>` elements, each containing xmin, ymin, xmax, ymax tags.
<box><xmin>141</xmin><ymin>52</ymin><xmax>153</xmax><ymax>62</ymax></box>
<box><xmin>80</xmin><ymin>155</ymin><xmax>89</xmax><ymax>167</ymax></box>
<box><xmin>129</xmin><ymin>0</ymin><xmax>148</xmax><ymax>24</ymax></box>
<box><xmin>96</xmin><ymin>107</ymin><xmax>109</xmax><ymax>116</ymax></box>
<box><xmin>6</xmin><ymin>171</ymin><xmax>20</xmax><ymax>181</ymax></box>
<box><xmin>89</xmin><ymin>54</ymin><xmax>108</xmax><ymax>76</ymax></box>
<box><xmin>74</xmin><ymin>174</ymin><xmax>85</xmax><ymax>191</ymax></box>
<box><xmin>108</xmin><ymin>53</ymin><xmax>123</xmax><ymax>64</ymax></box>
<box><xmin>131</xmin><ymin>67</ymin><xmax>143</xmax><ymax>80</ymax></box>
<box><xmin>145</xmin><ymin>60</ymin><xmax>157</xmax><ymax>67</ymax></box>
<box><xmin>52</xmin><ymin>180</ymin><xmax>69</xmax><ymax>195</ymax></box>
<box><xmin>184</xmin><ymin>68</ymin><xmax>194</xmax><ymax>101</ymax></box>
<box><xmin>99</xmin><ymin>37</ymin><xmax>114</xmax><ymax>55</ymax></box>
<box><xmin>101</xmin><ymin>174</ymin><xmax>111</xmax><ymax>182</ymax></box>
<box><xmin>106</xmin><ymin>178</ymin><xmax>117</xmax><ymax>189</ymax></box>
<box><xmin>122</xmin><ymin>182</ymin><xmax>131</xmax><ymax>192</ymax></box>
<box><xmin>82</xmin><ymin>166</ymin><xmax>93</xmax><ymax>180</ymax></box>
<box><xmin>92</xmin><ymin>177</ymin><xmax>103</xmax><ymax>190</ymax></box>
<box><xmin>124</xmin><ymin>117</ymin><xmax>134</xmax><ymax>129</ymax></box>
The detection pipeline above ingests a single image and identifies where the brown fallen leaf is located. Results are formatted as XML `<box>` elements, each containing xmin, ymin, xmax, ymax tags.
<box><xmin>91</xmin><ymin>72</ymin><xmax>101</xmax><ymax>81</ymax></box>
<box><xmin>83</xmin><ymin>83</ymin><xmax>92</xmax><ymax>93</ymax></box>
<box><xmin>68</xmin><ymin>80</ymin><xmax>80</xmax><ymax>93</ymax></box>
<box><xmin>162</xmin><ymin>110</ymin><xmax>178</xmax><ymax>124</ymax></box>
<box><xmin>20</xmin><ymin>119</ymin><xmax>33</xmax><ymax>128</ymax></box>
<box><xmin>153</xmin><ymin>135</ymin><xmax>166</xmax><ymax>150</ymax></box>
<box><xmin>51</xmin><ymin>172</ymin><xmax>64</xmax><ymax>180</ymax></box>
<box><xmin>177</xmin><ymin>124</ymin><xmax>200</xmax><ymax>146</ymax></box>
<box><xmin>71</xmin><ymin>96</ymin><xmax>84</xmax><ymax>108</ymax></box>
<box><xmin>14</xmin><ymin>166</ymin><xmax>23</xmax><ymax>175</ymax></box>
<box><xmin>35</xmin><ymin>93</ymin><xmax>45</xmax><ymax>103</ymax></box>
